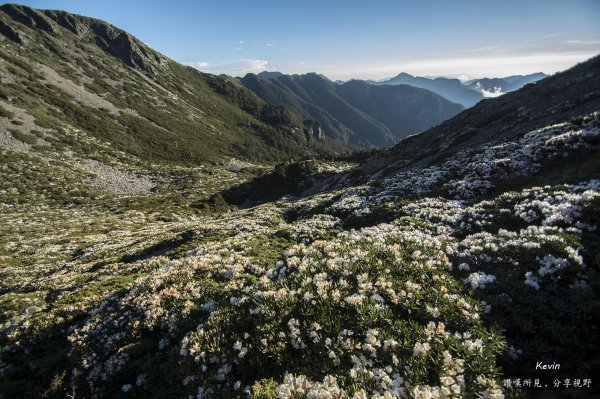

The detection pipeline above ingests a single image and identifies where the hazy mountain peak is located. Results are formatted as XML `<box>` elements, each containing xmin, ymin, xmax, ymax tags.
<box><xmin>369</xmin><ymin>71</ymin><xmax>483</xmax><ymax>107</ymax></box>
<box><xmin>465</xmin><ymin>73</ymin><xmax>549</xmax><ymax>97</ymax></box>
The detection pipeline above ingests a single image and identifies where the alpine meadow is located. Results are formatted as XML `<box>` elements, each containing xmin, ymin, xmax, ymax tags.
<box><xmin>0</xmin><ymin>3</ymin><xmax>600</xmax><ymax>399</ymax></box>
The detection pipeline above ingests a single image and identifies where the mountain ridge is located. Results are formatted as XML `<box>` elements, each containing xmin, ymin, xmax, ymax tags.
<box><xmin>367</xmin><ymin>72</ymin><xmax>548</xmax><ymax>104</ymax></box>
<box><xmin>368</xmin><ymin>72</ymin><xmax>484</xmax><ymax>107</ymax></box>
<box><xmin>240</xmin><ymin>72</ymin><xmax>465</xmax><ymax>147</ymax></box>
<box><xmin>1</xmin><ymin>3</ymin><xmax>168</xmax><ymax>74</ymax></box>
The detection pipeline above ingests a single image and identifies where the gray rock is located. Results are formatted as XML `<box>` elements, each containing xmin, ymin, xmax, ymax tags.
<box><xmin>26</xmin><ymin>305</ymin><xmax>43</xmax><ymax>314</ymax></box>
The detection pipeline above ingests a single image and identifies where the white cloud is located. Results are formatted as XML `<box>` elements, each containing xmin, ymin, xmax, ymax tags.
<box><xmin>475</xmin><ymin>83</ymin><xmax>505</xmax><ymax>98</ymax></box>
<box><xmin>183</xmin><ymin>59</ymin><xmax>273</xmax><ymax>76</ymax></box>
<box><xmin>564</xmin><ymin>40</ymin><xmax>600</xmax><ymax>45</ymax></box>
<box><xmin>481</xmin><ymin>89</ymin><xmax>505</xmax><ymax>98</ymax></box>
<box><xmin>266</xmin><ymin>43</ymin><xmax>275</xmax><ymax>47</ymax></box>
<box><xmin>460</xmin><ymin>46</ymin><xmax>504</xmax><ymax>53</ymax></box>
<box><xmin>186</xmin><ymin>62</ymin><xmax>209</xmax><ymax>68</ymax></box>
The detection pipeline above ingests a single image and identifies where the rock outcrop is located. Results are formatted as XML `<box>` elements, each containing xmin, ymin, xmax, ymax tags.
<box><xmin>0</xmin><ymin>19</ymin><xmax>23</xmax><ymax>45</ymax></box>
<box><xmin>1</xmin><ymin>4</ymin><xmax>55</xmax><ymax>33</ymax></box>
<box><xmin>0</xmin><ymin>3</ymin><xmax>168</xmax><ymax>74</ymax></box>
<box><xmin>303</xmin><ymin>119</ymin><xmax>325</xmax><ymax>141</ymax></box>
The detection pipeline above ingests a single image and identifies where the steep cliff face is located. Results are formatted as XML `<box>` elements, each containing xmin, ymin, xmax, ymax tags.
<box><xmin>0</xmin><ymin>18</ymin><xmax>23</xmax><ymax>45</ymax></box>
<box><xmin>303</xmin><ymin>119</ymin><xmax>325</xmax><ymax>140</ymax></box>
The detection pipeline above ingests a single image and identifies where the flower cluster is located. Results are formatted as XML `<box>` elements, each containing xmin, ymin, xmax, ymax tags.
<box><xmin>172</xmin><ymin>218</ymin><xmax>504</xmax><ymax>397</ymax></box>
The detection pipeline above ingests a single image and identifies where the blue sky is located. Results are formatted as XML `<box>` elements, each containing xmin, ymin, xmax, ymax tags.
<box><xmin>4</xmin><ymin>0</ymin><xmax>600</xmax><ymax>80</ymax></box>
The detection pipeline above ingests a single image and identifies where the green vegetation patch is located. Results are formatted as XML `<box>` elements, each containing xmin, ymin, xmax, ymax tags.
<box><xmin>0</xmin><ymin>104</ymin><xmax>15</xmax><ymax>118</ymax></box>
<box><xmin>0</xmin><ymin>149</ymin><xmax>105</xmax><ymax>206</ymax></box>
<box><xmin>8</xmin><ymin>128</ymin><xmax>37</xmax><ymax>145</ymax></box>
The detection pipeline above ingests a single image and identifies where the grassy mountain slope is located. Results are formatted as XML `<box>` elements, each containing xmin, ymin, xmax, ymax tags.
<box><xmin>0</xmin><ymin>3</ymin><xmax>351</xmax><ymax>168</ymax></box>
<box><xmin>240</xmin><ymin>73</ymin><xmax>361</xmax><ymax>146</ymax></box>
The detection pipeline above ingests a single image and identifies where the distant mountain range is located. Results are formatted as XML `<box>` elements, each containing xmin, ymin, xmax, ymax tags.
<box><xmin>358</xmin><ymin>72</ymin><xmax>547</xmax><ymax>107</ymax></box>
<box><xmin>241</xmin><ymin>72</ymin><xmax>464</xmax><ymax>147</ymax></box>
<box><xmin>264</xmin><ymin>70</ymin><xmax>547</xmax><ymax>109</ymax></box>
<box><xmin>367</xmin><ymin>73</ymin><xmax>485</xmax><ymax>107</ymax></box>
<box><xmin>463</xmin><ymin>73</ymin><xmax>548</xmax><ymax>97</ymax></box>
